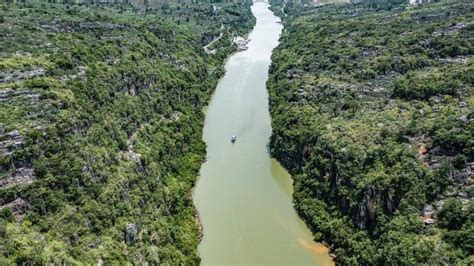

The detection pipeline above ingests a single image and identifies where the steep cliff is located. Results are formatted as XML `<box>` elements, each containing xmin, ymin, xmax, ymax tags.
<box><xmin>0</xmin><ymin>1</ymin><xmax>254</xmax><ymax>263</ymax></box>
<box><xmin>269</xmin><ymin>0</ymin><xmax>473</xmax><ymax>264</ymax></box>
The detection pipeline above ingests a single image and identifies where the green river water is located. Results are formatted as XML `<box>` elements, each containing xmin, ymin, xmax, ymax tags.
<box><xmin>193</xmin><ymin>3</ymin><xmax>334</xmax><ymax>265</ymax></box>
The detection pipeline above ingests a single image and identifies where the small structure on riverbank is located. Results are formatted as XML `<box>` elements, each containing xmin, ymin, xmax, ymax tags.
<box><xmin>233</xmin><ymin>36</ymin><xmax>250</xmax><ymax>51</ymax></box>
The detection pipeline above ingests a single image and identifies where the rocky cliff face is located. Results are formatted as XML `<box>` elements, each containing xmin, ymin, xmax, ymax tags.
<box><xmin>268</xmin><ymin>0</ymin><xmax>473</xmax><ymax>264</ymax></box>
<box><xmin>0</xmin><ymin>1</ymin><xmax>255</xmax><ymax>264</ymax></box>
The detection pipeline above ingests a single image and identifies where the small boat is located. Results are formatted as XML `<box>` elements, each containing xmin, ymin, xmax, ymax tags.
<box><xmin>231</xmin><ymin>135</ymin><xmax>237</xmax><ymax>143</ymax></box>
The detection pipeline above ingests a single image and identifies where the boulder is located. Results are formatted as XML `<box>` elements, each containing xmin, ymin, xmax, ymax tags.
<box><xmin>423</xmin><ymin>218</ymin><xmax>436</xmax><ymax>225</ymax></box>
<box><xmin>422</xmin><ymin>204</ymin><xmax>433</xmax><ymax>217</ymax></box>
<box><xmin>124</xmin><ymin>223</ymin><xmax>138</xmax><ymax>245</ymax></box>
<box><xmin>457</xmin><ymin>115</ymin><xmax>468</xmax><ymax>123</ymax></box>
<box><xmin>0</xmin><ymin>198</ymin><xmax>29</xmax><ymax>221</ymax></box>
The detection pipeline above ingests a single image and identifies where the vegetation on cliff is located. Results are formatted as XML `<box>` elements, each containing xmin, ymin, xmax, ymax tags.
<box><xmin>0</xmin><ymin>1</ymin><xmax>254</xmax><ymax>264</ymax></box>
<box><xmin>268</xmin><ymin>0</ymin><xmax>473</xmax><ymax>264</ymax></box>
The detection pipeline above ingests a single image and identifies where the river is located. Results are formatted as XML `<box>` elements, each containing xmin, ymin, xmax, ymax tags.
<box><xmin>193</xmin><ymin>3</ymin><xmax>333</xmax><ymax>265</ymax></box>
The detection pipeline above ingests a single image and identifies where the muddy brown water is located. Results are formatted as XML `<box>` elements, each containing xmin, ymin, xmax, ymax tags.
<box><xmin>193</xmin><ymin>3</ymin><xmax>334</xmax><ymax>265</ymax></box>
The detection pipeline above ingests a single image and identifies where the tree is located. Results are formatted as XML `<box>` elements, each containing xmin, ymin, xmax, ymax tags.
<box><xmin>438</xmin><ymin>199</ymin><xmax>466</xmax><ymax>230</ymax></box>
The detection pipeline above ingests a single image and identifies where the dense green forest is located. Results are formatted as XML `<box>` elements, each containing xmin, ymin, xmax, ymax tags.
<box><xmin>268</xmin><ymin>0</ymin><xmax>473</xmax><ymax>264</ymax></box>
<box><xmin>0</xmin><ymin>1</ymin><xmax>254</xmax><ymax>263</ymax></box>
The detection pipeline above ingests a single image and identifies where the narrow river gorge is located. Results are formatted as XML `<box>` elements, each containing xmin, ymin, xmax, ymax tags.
<box><xmin>193</xmin><ymin>3</ymin><xmax>333</xmax><ymax>265</ymax></box>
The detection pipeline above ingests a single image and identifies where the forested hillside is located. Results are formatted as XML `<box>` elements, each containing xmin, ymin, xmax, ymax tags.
<box><xmin>268</xmin><ymin>0</ymin><xmax>473</xmax><ymax>264</ymax></box>
<box><xmin>0</xmin><ymin>1</ymin><xmax>254</xmax><ymax>264</ymax></box>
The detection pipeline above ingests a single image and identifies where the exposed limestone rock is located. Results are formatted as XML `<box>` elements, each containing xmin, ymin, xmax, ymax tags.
<box><xmin>409</xmin><ymin>0</ymin><xmax>433</xmax><ymax>6</ymax></box>
<box><xmin>0</xmin><ymin>88</ymin><xmax>13</xmax><ymax>102</ymax></box>
<box><xmin>6</xmin><ymin>130</ymin><xmax>23</xmax><ymax>143</ymax></box>
<box><xmin>457</xmin><ymin>115</ymin><xmax>468</xmax><ymax>123</ymax></box>
<box><xmin>59</xmin><ymin>66</ymin><xmax>88</xmax><ymax>83</ymax></box>
<box><xmin>0</xmin><ymin>197</ymin><xmax>29</xmax><ymax>221</ymax></box>
<box><xmin>0</xmin><ymin>88</ymin><xmax>41</xmax><ymax>104</ymax></box>
<box><xmin>423</xmin><ymin>218</ymin><xmax>436</xmax><ymax>225</ymax></box>
<box><xmin>433</xmin><ymin>22</ymin><xmax>467</xmax><ymax>36</ymax></box>
<box><xmin>450</xmin><ymin>164</ymin><xmax>472</xmax><ymax>185</ymax></box>
<box><xmin>79</xmin><ymin>22</ymin><xmax>126</xmax><ymax>30</ymax></box>
<box><xmin>41</xmin><ymin>21</ymin><xmax>127</xmax><ymax>33</ymax></box>
<box><xmin>124</xmin><ymin>223</ymin><xmax>138</xmax><ymax>245</ymax></box>
<box><xmin>0</xmin><ymin>168</ymin><xmax>35</xmax><ymax>189</ymax></box>
<box><xmin>122</xmin><ymin>73</ymin><xmax>159</xmax><ymax>96</ymax></box>
<box><xmin>122</xmin><ymin>123</ymin><xmax>147</xmax><ymax>163</ymax></box>
<box><xmin>121</xmin><ymin>112</ymin><xmax>182</xmax><ymax>163</ymax></box>
<box><xmin>429</xmin><ymin>96</ymin><xmax>442</xmax><ymax>105</ymax></box>
<box><xmin>1</xmin><ymin>130</ymin><xmax>25</xmax><ymax>157</ymax></box>
<box><xmin>78</xmin><ymin>66</ymin><xmax>88</xmax><ymax>76</ymax></box>
<box><xmin>439</xmin><ymin>56</ymin><xmax>469</xmax><ymax>65</ymax></box>
<box><xmin>169</xmin><ymin>111</ymin><xmax>182</xmax><ymax>123</ymax></box>
<box><xmin>195</xmin><ymin>211</ymin><xmax>203</xmax><ymax>241</ymax></box>
<box><xmin>286</xmin><ymin>68</ymin><xmax>301</xmax><ymax>80</ymax></box>
<box><xmin>362</xmin><ymin>49</ymin><xmax>378</xmax><ymax>57</ymax></box>
<box><xmin>0</xmin><ymin>67</ymin><xmax>45</xmax><ymax>83</ymax></box>
<box><xmin>355</xmin><ymin>188</ymin><xmax>377</xmax><ymax>230</ymax></box>
<box><xmin>422</xmin><ymin>204</ymin><xmax>433</xmax><ymax>218</ymax></box>
<box><xmin>434</xmin><ymin>199</ymin><xmax>445</xmax><ymax>210</ymax></box>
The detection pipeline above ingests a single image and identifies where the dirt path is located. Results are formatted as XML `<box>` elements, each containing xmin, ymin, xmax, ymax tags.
<box><xmin>204</xmin><ymin>24</ymin><xmax>224</xmax><ymax>54</ymax></box>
